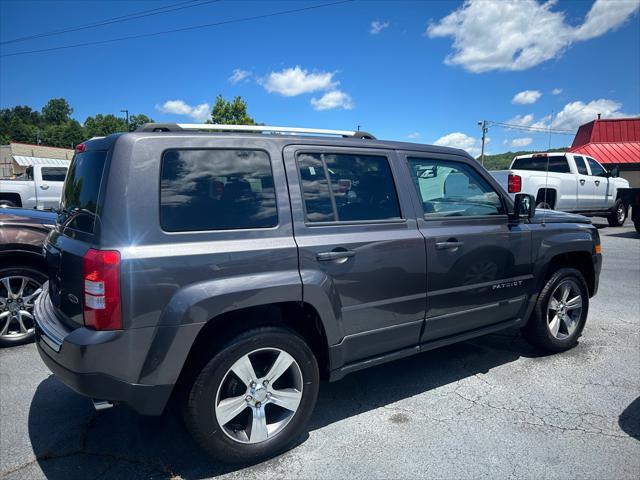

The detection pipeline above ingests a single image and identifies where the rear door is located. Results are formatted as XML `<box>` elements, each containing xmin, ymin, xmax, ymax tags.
<box><xmin>284</xmin><ymin>146</ymin><xmax>426</xmax><ymax>363</ymax></box>
<box><xmin>400</xmin><ymin>152</ymin><xmax>533</xmax><ymax>342</ymax></box>
<box><xmin>572</xmin><ymin>155</ymin><xmax>593</xmax><ymax>210</ymax></box>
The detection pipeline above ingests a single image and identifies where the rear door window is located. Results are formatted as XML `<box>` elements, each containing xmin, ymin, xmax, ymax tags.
<box><xmin>160</xmin><ymin>149</ymin><xmax>278</xmax><ymax>231</ymax></box>
<box><xmin>297</xmin><ymin>152</ymin><xmax>401</xmax><ymax>222</ymax></box>
<box><xmin>41</xmin><ymin>167</ymin><xmax>68</xmax><ymax>181</ymax></box>
<box><xmin>574</xmin><ymin>156</ymin><xmax>589</xmax><ymax>175</ymax></box>
<box><xmin>59</xmin><ymin>151</ymin><xmax>107</xmax><ymax>233</ymax></box>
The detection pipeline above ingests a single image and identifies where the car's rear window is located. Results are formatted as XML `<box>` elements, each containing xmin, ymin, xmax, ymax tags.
<box><xmin>160</xmin><ymin>149</ymin><xmax>278</xmax><ymax>232</ymax></box>
<box><xmin>511</xmin><ymin>155</ymin><xmax>570</xmax><ymax>173</ymax></box>
<box><xmin>58</xmin><ymin>150</ymin><xmax>107</xmax><ymax>233</ymax></box>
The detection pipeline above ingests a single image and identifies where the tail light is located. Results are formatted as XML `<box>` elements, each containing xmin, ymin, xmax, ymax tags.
<box><xmin>83</xmin><ymin>249</ymin><xmax>122</xmax><ymax>330</ymax></box>
<box><xmin>508</xmin><ymin>174</ymin><xmax>522</xmax><ymax>193</ymax></box>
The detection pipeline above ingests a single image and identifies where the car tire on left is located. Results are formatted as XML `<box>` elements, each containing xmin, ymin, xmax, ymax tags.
<box><xmin>0</xmin><ymin>266</ymin><xmax>46</xmax><ymax>347</ymax></box>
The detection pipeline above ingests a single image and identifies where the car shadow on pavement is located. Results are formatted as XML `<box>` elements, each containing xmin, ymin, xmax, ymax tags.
<box><xmin>605</xmin><ymin>230</ymin><xmax>639</xmax><ymax>239</ymax></box>
<box><xmin>619</xmin><ymin>396</ymin><xmax>640</xmax><ymax>441</ymax></box>
<box><xmin>28</xmin><ymin>329</ymin><xmax>547</xmax><ymax>479</ymax></box>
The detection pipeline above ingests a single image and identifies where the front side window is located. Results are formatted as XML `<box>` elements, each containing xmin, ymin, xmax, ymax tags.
<box><xmin>586</xmin><ymin>157</ymin><xmax>607</xmax><ymax>177</ymax></box>
<box><xmin>41</xmin><ymin>167</ymin><xmax>68</xmax><ymax>182</ymax></box>
<box><xmin>297</xmin><ymin>152</ymin><xmax>401</xmax><ymax>223</ymax></box>
<box><xmin>574</xmin><ymin>156</ymin><xmax>589</xmax><ymax>175</ymax></box>
<box><xmin>160</xmin><ymin>149</ymin><xmax>278</xmax><ymax>231</ymax></box>
<box><xmin>408</xmin><ymin>158</ymin><xmax>504</xmax><ymax>217</ymax></box>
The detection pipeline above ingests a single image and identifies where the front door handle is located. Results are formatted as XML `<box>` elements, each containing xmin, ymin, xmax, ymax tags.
<box><xmin>40</xmin><ymin>184</ymin><xmax>50</xmax><ymax>190</ymax></box>
<box><xmin>435</xmin><ymin>240</ymin><xmax>464</xmax><ymax>250</ymax></box>
<box><xmin>316</xmin><ymin>249</ymin><xmax>356</xmax><ymax>262</ymax></box>
<box><xmin>595</xmin><ymin>180</ymin><xmax>600</xmax><ymax>186</ymax></box>
<box><xmin>579</xmin><ymin>179</ymin><xmax>585</xmax><ymax>185</ymax></box>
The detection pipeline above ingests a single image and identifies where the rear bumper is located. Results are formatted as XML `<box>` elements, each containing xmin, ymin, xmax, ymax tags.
<box><xmin>592</xmin><ymin>253</ymin><xmax>602</xmax><ymax>297</ymax></box>
<box><xmin>34</xmin><ymin>285</ymin><xmax>178</xmax><ymax>415</ymax></box>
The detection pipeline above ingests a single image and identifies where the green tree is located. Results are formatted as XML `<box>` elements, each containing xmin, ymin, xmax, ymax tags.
<box><xmin>42</xmin><ymin>98</ymin><xmax>73</xmax><ymax>124</ymax></box>
<box><xmin>41</xmin><ymin>120</ymin><xmax>86</xmax><ymax>148</ymax></box>
<box><xmin>128</xmin><ymin>114</ymin><xmax>154</xmax><ymax>131</ymax></box>
<box><xmin>83</xmin><ymin>114</ymin><xmax>127</xmax><ymax>137</ymax></box>
<box><xmin>209</xmin><ymin>95</ymin><xmax>255</xmax><ymax>125</ymax></box>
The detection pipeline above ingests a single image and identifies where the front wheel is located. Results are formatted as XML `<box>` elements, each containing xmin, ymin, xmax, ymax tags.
<box><xmin>522</xmin><ymin>267</ymin><xmax>589</xmax><ymax>353</ymax></box>
<box><xmin>607</xmin><ymin>200</ymin><xmax>627</xmax><ymax>227</ymax></box>
<box><xmin>183</xmin><ymin>326</ymin><xmax>319</xmax><ymax>463</ymax></box>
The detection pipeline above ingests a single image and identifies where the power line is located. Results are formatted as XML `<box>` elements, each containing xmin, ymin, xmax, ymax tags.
<box><xmin>1</xmin><ymin>0</ymin><xmax>354</xmax><ymax>58</ymax></box>
<box><xmin>0</xmin><ymin>0</ymin><xmax>218</xmax><ymax>46</ymax></box>
<box><xmin>487</xmin><ymin>120</ymin><xmax>575</xmax><ymax>135</ymax></box>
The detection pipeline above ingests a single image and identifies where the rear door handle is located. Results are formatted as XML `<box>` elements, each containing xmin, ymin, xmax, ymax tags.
<box><xmin>40</xmin><ymin>184</ymin><xmax>50</xmax><ymax>190</ymax></box>
<box><xmin>579</xmin><ymin>179</ymin><xmax>585</xmax><ymax>185</ymax></box>
<box><xmin>435</xmin><ymin>240</ymin><xmax>464</xmax><ymax>250</ymax></box>
<box><xmin>316</xmin><ymin>250</ymin><xmax>356</xmax><ymax>261</ymax></box>
<box><xmin>595</xmin><ymin>180</ymin><xmax>600</xmax><ymax>186</ymax></box>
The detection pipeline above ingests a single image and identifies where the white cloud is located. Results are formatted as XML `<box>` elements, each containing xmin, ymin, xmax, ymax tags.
<box><xmin>433</xmin><ymin>132</ymin><xmax>482</xmax><ymax>157</ymax></box>
<box><xmin>262</xmin><ymin>66</ymin><xmax>337</xmax><ymax>96</ymax></box>
<box><xmin>311</xmin><ymin>90</ymin><xmax>354</xmax><ymax>111</ymax></box>
<box><xmin>370</xmin><ymin>20</ymin><xmax>389</xmax><ymax>34</ymax></box>
<box><xmin>551</xmin><ymin>98</ymin><xmax>630</xmax><ymax>130</ymax></box>
<box><xmin>507</xmin><ymin>114</ymin><xmax>535</xmax><ymax>127</ymax></box>
<box><xmin>406</xmin><ymin>132</ymin><xmax>421</xmax><ymax>139</ymax></box>
<box><xmin>512</xmin><ymin>90</ymin><xmax>542</xmax><ymax>105</ymax></box>
<box><xmin>511</xmin><ymin>137</ymin><xmax>533</xmax><ymax>148</ymax></box>
<box><xmin>229</xmin><ymin>69</ymin><xmax>251</xmax><ymax>84</ymax></box>
<box><xmin>156</xmin><ymin>100</ymin><xmax>210</xmax><ymax>122</ymax></box>
<box><xmin>426</xmin><ymin>0</ymin><xmax>639</xmax><ymax>73</ymax></box>
<box><xmin>552</xmin><ymin>88</ymin><xmax>563</xmax><ymax>95</ymax></box>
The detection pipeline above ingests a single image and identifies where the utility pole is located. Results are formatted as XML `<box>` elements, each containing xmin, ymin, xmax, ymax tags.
<box><xmin>478</xmin><ymin>120</ymin><xmax>488</xmax><ymax>166</ymax></box>
<box><xmin>120</xmin><ymin>109</ymin><xmax>129</xmax><ymax>132</ymax></box>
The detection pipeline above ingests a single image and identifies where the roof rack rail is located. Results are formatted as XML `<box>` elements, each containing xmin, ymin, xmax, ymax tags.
<box><xmin>135</xmin><ymin>123</ymin><xmax>376</xmax><ymax>139</ymax></box>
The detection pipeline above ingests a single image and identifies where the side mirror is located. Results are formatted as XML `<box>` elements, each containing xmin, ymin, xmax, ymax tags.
<box><xmin>609</xmin><ymin>166</ymin><xmax>619</xmax><ymax>178</ymax></box>
<box><xmin>511</xmin><ymin>193</ymin><xmax>535</xmax><ymax>221</ymax></box>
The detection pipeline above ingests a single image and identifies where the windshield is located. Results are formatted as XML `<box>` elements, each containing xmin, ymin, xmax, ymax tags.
<box><xmin>58</xmin><ymin>150</ymin><xmax>107</xmax><ymax>233</ymax></box>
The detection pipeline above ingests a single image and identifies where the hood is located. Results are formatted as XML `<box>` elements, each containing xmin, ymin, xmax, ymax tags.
<box><xmin>0</xmin><ymin>207</ymin><xmax>56</xmax><ymax>227</ymax></box>
<box><xmin>530</xmin><ymin>209</ymin><xmax>591</xmax><ymax>224</ymax></box>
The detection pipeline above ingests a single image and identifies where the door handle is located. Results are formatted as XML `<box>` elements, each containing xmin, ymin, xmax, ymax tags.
<box><xmin>579</xmin><ymin>179</ymin><xmax>585</xmax><ymax>185</ymax></box>
<box><xmin>435</xmin><ymin>240</ymin><xmax>464</xmax><ymax>250</ymax></box>
<box><xmin>595</xmin><ymin>180</ymin><xmax>600</xmax><ymax>186</ymax></box>
<box><xmin>40</xmin><ymin>184</ymin><xmax>50</xmax><ymax>190</ymax></box>
<box><xmin>316</xmin><ymin>249</ymin><xmax>356</xmax><ymax>261</ymax></box>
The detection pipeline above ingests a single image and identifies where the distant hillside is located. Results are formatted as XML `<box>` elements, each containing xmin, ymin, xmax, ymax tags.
<box><xmin>480</xmin><ymin>147</ymin><xmax>569</xmax><ymax>171</ymax></box>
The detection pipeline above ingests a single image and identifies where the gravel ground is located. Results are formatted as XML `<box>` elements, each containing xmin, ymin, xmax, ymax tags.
<box><xmin>1</xmin><ymin>222</ymin><xmax>638</xmax><ymax>480</ymax></box>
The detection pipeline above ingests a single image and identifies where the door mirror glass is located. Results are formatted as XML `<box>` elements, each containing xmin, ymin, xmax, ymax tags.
<box><xmin>512</xmin><ymin>193</ymin><xmax>535</xmax><ymax>220</ymax></box>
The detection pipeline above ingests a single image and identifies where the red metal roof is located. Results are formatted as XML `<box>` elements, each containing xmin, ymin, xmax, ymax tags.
<box><xmin>569</xmin><ymin>117</ymin><xmax>640</xmax><ymax>164</ymax></box>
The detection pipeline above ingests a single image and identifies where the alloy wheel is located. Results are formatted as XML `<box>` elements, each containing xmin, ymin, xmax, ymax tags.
<box><xmin>547</xmin><ymin>279</ymin><xmax>583</xmax><ymax>340</ymax></box>
<box><xmin>215</xmin><ymin>347</ymin><xmax>303</xmax><ymax>444</ymax></box>
<box><xmin>0</xmin><ymin>275</ymin><xmax>43</xmax><ymax>340</ymax></box>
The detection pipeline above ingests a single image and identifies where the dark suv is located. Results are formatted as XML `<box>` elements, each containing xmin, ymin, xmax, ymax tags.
<box><xmin>34</xmin><ymin>124</ymin><xmax>601</xmax><ymax>463</ymax></box>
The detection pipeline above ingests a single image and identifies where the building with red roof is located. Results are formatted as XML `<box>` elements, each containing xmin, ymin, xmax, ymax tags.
<box><xmin>569</xmin><ymin>117</ymin><xmax>640</xmax><ymax>187</ymax></box>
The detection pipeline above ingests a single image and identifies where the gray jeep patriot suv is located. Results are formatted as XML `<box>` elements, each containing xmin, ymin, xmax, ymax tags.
<box><xmin>34</xmin><ymin>123</ymin><xmax>601</xmax><ymax>463</ymax></box>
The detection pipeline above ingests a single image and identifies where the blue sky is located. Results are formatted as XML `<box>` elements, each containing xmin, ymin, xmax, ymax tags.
<box><xmin>1</xmin><ymin>0</ymin><xmax>638</xmax><ymax>155</ymax></box>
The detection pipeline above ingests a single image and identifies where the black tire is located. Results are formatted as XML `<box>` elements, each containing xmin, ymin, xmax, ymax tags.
<box><xmin>183</xmin><ymin>326</ymin><xmax>319</xmax><ymax>463</ymax></box>
<box><xmin>536</xmin><ymin>202</ymin><xmax>551</xmax><ymax>210</ymax></box>
<box><xmin>635</xmin><ymin>219</ymin><xmax>640</xmax><ymax>235</ymax></box>
<box><xmin>0</xmin><ymin>200</ymin><xmax>17</xmax><ymax>208</ymax></box>
<box><xmin>607</xmin><ymin>200</ymin><xmax>627</xmax><ymax>227</ymax></box>
<box><xmin>0</xmin><ymin>266</ymin><xmax>47</xmax><ymax>348</ymax></box>
<box><xmin>522</xmin><ymin>267</ymin><xmax>589</xmax><ymax>353</ymax></box>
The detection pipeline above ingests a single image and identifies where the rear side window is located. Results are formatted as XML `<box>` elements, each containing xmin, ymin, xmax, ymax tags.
<box><xmin>511</xmin><ymin>156</ymin><xmax>570</xmax><ymax>173</ymax></box>
<box><xmin>59</xmin><ymin>151</ymin><xmax>107</xmax><ymax>233</ymax></box>
<box><xmin>160</xmin><ymin>149</ymin><xmax>278</xmax><ymax>231</ymax></box>
<box><xmin>41</xmin><ymin>167</ymin><xmax>67</xmax><ymax>182</ymax></box>
<box><xmin>297</xmin><ymin>152</ymin><xmax>401</xmax><ymax>223</ymax></box>
<box><xmin>574</xmin><ymin>156</ymin><xmax>589</xmax><ymax>175</ymax></box>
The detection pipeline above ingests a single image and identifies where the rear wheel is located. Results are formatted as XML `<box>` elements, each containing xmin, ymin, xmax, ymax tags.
<box><xmin>607</xmin><ymin>200</ymin><xmax>627</xmax><ymax>227</ymax></box>
<box><xmin>536</xmin><ymin>201</ymin><xmax>551</xmax><ymax>210</ymax></box>
<box><xmin>0</xmin><ymin>200</ymin><xmax>17</xmax><ymax>208</ymax></box>
<box><xmin>183</xmin><ymin>326</ymin><xmax>319</xmax><ymax>463</ymax></box>
<box><xmin>0</xmin><ymin>267</ymin><xmax>46</xmax><ymax>347</ymax></box>
<box><xmin>522</xmin><ymin>267</ymin><xmax>589</xmax><ymax>352</ymax></box>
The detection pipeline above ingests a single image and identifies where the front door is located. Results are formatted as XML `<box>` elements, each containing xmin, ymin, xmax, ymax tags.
<box><xmin>284</xmin><ymin>146</ymin><xmax>427</xmax><ymax>363</ymax></box>
<box><xmin>401</xmin><ymin>153</ymin><xmax>533</xmax><ymax>342</ymax></box>
<box><xmin>585</xmin><ymin>157</ymin><xmax>611</xmax><ymax>209</ymax></box>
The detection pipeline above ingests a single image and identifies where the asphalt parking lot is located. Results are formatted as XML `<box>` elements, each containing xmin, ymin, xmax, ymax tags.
<box><xmin>1</xmin><ymin>221</ymin><xmax>638</xmax><ymax>480</ymax></box>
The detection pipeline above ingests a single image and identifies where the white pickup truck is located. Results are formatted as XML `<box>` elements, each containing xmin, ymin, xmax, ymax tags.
<box><xmin>0</xmin><ymin>164</ymin><xmax>68</xmax><ymax>209</ymax></box>
<box><xmin>492</xmin><ymin>152</ymin><xmax>630</xmax><ymax>226</ymax></box>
